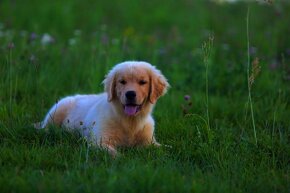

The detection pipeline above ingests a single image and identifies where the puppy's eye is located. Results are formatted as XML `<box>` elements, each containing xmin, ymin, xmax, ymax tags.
<box><xmin>119</xmin><ymin>80</ymin><xmax>127</xmax><ymax>85</ymax></box>
<box><xmin>139</xmin><ymin>80</ymin><xmax>147</xmax><ymax>85</ymax></box>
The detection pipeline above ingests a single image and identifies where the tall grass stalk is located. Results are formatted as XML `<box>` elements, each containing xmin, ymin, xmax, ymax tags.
<box><xmin>246</xmin><ymin>7</ymin><xmax>257</xmax><ymax>146</ymax></box>
<box><xmin>202</xmin><ymin>35</ymin><xmax>214</xmax><ymax>131</ymax></box>
<box><xmin>7</xmin><ymin>44</ymin><xmax>14</xmax><ymax>129</ymax></box>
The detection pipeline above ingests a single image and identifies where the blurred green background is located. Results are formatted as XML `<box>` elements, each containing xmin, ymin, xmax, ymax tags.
<box><xmin>0</xmin><ymin>0</ymin><xmax>289</xmax><ymax>192</ymax></box>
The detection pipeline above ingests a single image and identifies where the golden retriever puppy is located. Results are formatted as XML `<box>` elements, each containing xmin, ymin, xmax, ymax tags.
<box><xmin>39</xmin><ymin>61</ymin><xmax>169</xmax><ymax>156</ymax></box>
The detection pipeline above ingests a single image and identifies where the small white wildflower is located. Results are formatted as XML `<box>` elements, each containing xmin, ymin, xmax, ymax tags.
<box><xmin>69</xmin><ymin>38</ymin><xmax>77</xmax><ymax>46</ymax></box>
<box><xmin>41</xmin><ymin>33</ymin><xmax>54</xmax><ymax>45</ymax></box>
<box><xmin>29</xmin><ymin>54</ymin><xmax>36</xmax><ymax>63</ymax></box>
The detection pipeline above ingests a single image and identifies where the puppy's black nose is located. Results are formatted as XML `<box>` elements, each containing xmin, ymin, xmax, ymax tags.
<box><xmin>125</xmin><ymin>91</ymin><xmax>136</xmax><ymax>100</ymax></box>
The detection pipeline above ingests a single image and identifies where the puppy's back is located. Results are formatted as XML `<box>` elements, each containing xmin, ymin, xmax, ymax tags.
<box><xmin>40</xmin><ymin>94</ymin><xmax>108</xmax><ymax>129</ymax></box>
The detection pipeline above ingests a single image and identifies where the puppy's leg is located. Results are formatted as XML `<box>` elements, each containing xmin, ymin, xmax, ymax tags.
<box><xmin>135</xmin><ymin>124</ymin><xmax>171</xmax><ymax>148</ymax></box>
<box><xmin>99</xmin><ymin>142</ymin><xmax>118</xmax><ymax>158</ymax></box>
<box><xmin>152</xmin><ymin>136</ymin><xmax>172</xmax><ymax>148</ymax></box>
<box><xmin>151</xmin><ymin>136</ymin><xmax>161</xmax><ymax>147</ymax></box>
<box><xmin>135</xmin><ymin>123</ymin><xmax>158</xmax><ymax>146</ymax></box>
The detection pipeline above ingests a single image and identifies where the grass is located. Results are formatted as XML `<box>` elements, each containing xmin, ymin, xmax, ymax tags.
<box><xmin>246</xmin><ymin>6</ymin><xmax>257</xmax><ymax>146</ymax></box>
<box><xmin>0</xmin><ymin>0</ymin><xmax>290</xmax><ymax>192</ymax></box>
<box><xmin>202</xmin><ymin>34</ymin><xmax>214</xmax><ymax>132</ymax></box>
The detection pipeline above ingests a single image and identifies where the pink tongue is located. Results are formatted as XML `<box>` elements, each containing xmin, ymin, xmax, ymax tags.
<box><xmin>124</xmin><ymin>105</ymin><xmax>138</xmax><ymax>116</ymax></box>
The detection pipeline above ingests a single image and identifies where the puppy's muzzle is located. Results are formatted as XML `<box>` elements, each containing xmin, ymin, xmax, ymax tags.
<box><xmin>124</xmin><ymin>91</ymin><xmax>140</xmax><ymax>116</ymax></box>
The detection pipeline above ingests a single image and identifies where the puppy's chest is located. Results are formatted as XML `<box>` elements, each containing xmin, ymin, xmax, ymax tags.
<box><xmin>104</xmin><ymin>121</ymin><xmax>153</xmax><ymax>147</ymax></box>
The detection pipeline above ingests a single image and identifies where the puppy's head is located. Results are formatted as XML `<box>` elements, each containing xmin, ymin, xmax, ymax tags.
<box><xmin>103</xmin><ymin>61</ymin><xmax>169</xmax><ymax>116</ymax></box>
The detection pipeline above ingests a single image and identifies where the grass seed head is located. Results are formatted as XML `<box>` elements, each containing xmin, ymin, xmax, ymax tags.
<box><xmin>249</xmin><ymin>57</ymin><xmax>261</xmax><ymax>87</ymax></box>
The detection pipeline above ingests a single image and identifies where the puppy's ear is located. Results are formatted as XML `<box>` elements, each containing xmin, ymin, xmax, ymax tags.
<box><xmin>102</xmin><ymin>71</ymin><xmax>116</xmax><ymax>102</ymax></box>
<box><xmin>149</xmin><ymin>68</ymin><xmax>170</xmax><ymax>104</ymax></box>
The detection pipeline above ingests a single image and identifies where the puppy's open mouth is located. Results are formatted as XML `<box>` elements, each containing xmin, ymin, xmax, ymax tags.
<box><xmin>123</xmin><ymin>104</ymin><xmax>141</xmax><ymax>116</ymax></box>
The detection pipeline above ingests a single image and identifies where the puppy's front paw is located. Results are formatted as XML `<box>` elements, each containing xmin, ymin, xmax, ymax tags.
<box><xmin>100</xmin><ymin>143</ymin><xmax>118</xmax><ymax>158</ymax></box>
<box><xmin>152</xmin><ymin>142</ymin><xmax>172</xmax><ymax>149</ymax></box>
<box><xmin>108</xmin><ymin>147</ymin><xmax>118</xmax><ymax>158</ymax></box>
<box><xmin>152</xmin><ymin>141</ymin><xmax>161</xmax><ymax>147</ymax></box>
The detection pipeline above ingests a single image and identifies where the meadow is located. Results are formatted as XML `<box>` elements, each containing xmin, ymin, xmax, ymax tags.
<box><xmin>0</xmin><ymin>0</ymin><xmax>289</xmax><ymax>192</ymax></box>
